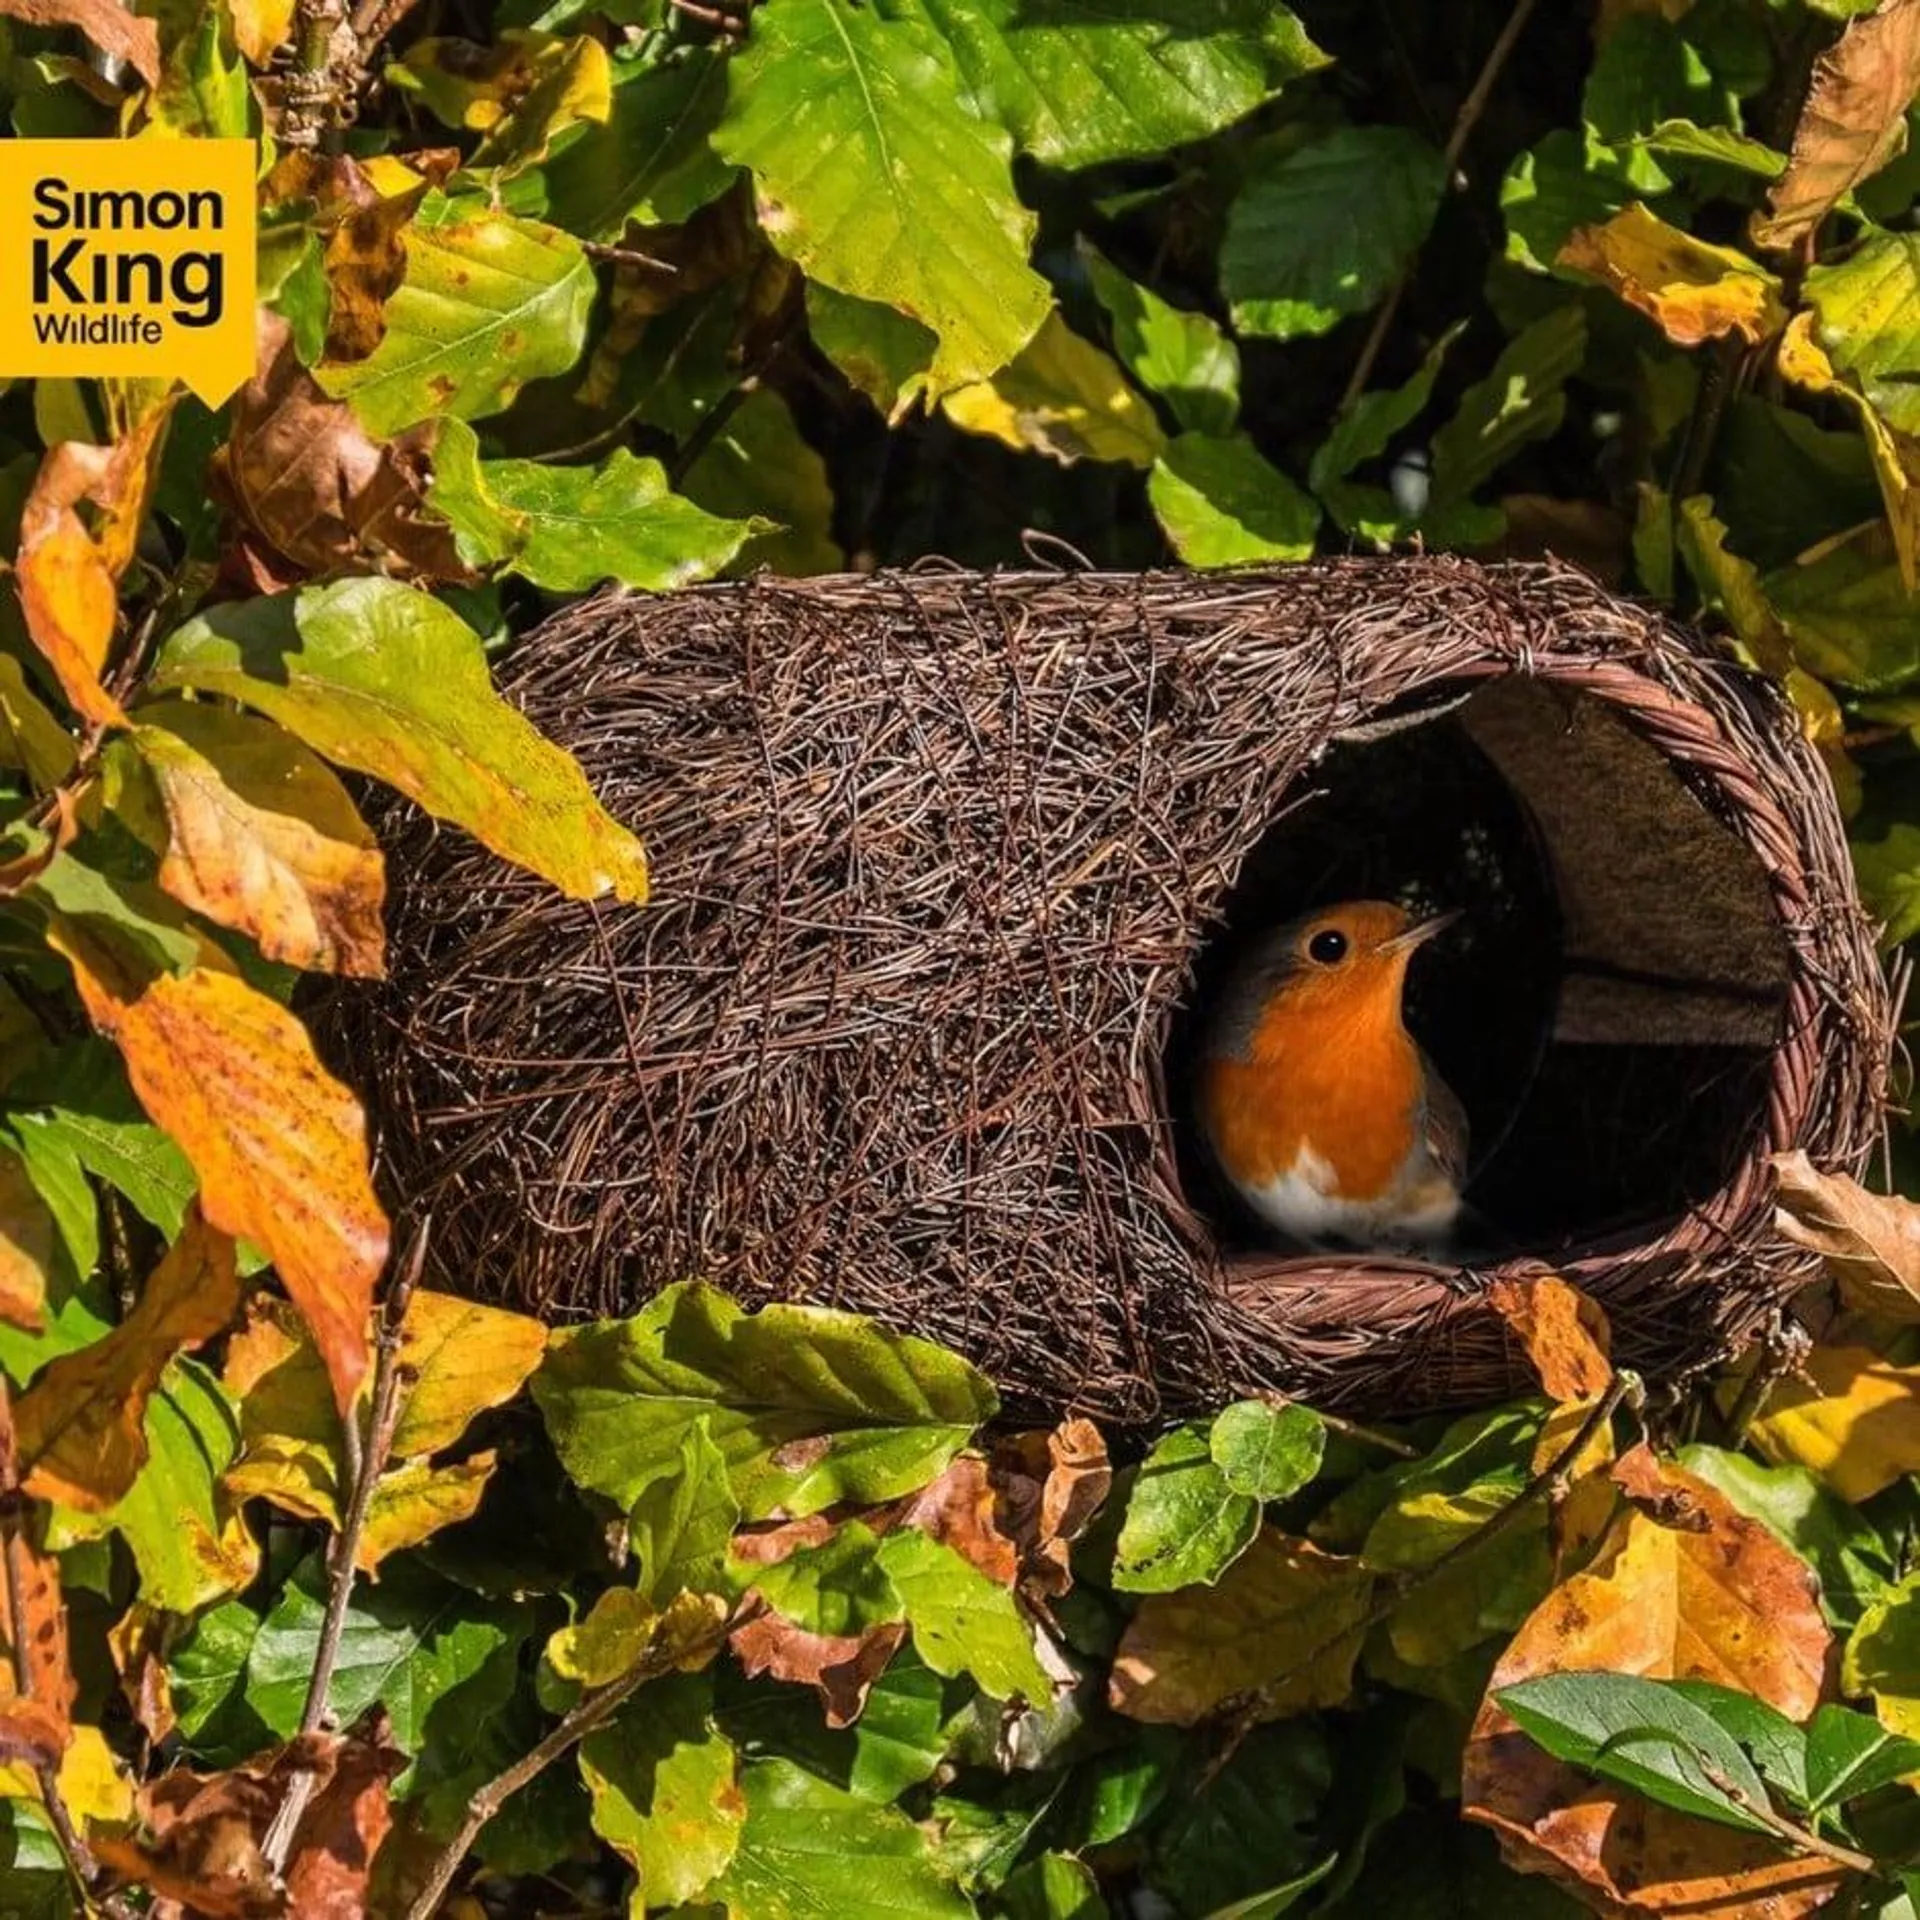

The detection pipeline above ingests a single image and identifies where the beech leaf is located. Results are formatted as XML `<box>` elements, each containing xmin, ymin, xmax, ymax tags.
<box><xmin>1487</xmin><ymin>1276</ymin><xmax>1614</xmax><ymax>1401</ymax></box>
<box><xmin>1558</xmin><ymin>203</ymin><xmax>1787</xmax><ymax>345</ymax></box>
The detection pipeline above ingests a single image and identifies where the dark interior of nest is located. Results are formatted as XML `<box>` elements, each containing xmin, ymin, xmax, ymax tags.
<box><xmin>1167</xmin><ymin>674</ymin><xmax>1793</xmax><ymax>1270</ymax></box>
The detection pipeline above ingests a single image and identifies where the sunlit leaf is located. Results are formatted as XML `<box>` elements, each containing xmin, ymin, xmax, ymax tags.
<box><xmin>1560</xmin><ymin>203</ymin><xmax>1786</xmax><ymax>345</ymax></box>
<box><xmin>807</xmin><ymin>283</ymin><xmax>938</xmax><ymax>420</ymax></box>
<box><xmin>0</xmin><ymin>0</ymin><xmax>157</xmax><ymax>85</ymax></box>
<box><xmin>1845</xmin><ymin>1569</ymin><xmax>1920</xmax><ymax>1741</ymax></box>
<box><xmin>151</xmin><ymin>577</ymin><xmax>650</xmax><ymax>904</ymax></box>
<box><xmin>1765</xmin><ymin>521</ymin><xmax>1916</xmax><ymax>689</ymax></box>
<box><xmin>875</xmin><ymin>1527</ymin><xmax>1052</xmax><ymax>1704</ymax></box>
<box><xmin>1112</xmin><ymin>1422</ymin><xmax>1259</xmax><ymax>1592</ymax></box>
<box><xmin>0</xmin><ymin>1148</ymin><xmax>52</xmax><ymax>1334</ymax></box>
<box><xmin>1149</xmin><ymin>432</ymin><xmax>1320</xmax><ymax>566</ymax></box>
<box><xmin>1081</xmin><ymin>243</ymin><xmax>1240</xmax><ymax>436</ymax></box>
<box><xmin>1806</xmin><ymin>229</ymin><xmax>1920</xmax><ymax>436</ymax></box>
<box><xmin>0</xmin><ymin>1498</ymin><xmax>72</xmax><ymax>1766</ymax></box>
<box><xmin>1486</xmin><ymin>1276</ymin><xmax>1612</xmax><ymax>1401</ymax></box>
<box><xmin>1744</xmin><ymin>1338</ymin><xmax>1920</xmax><ymax>1500</ymax></box>
<box><xmin>394</xmin><ymin>31</ymin><xmax>611</xmax><ymax>176</ymax></box>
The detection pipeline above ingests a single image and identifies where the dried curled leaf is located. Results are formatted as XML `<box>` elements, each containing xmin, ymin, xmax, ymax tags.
<box><xmin>15</xmin><ymin>1209</ymin><xmax>241</xmax><ymax>1510</ymax></box>
<box><xmin>1463</xmin><ymin>1446</ymin><xmax>1836</xmax><ymax>1914</ymax></box>
<box><xmin>1773</xmin><ymin>1148</ymin><xmax>1920</xmax><ymax>1319</ymax></box>
<box><xmin>0</xmin><ymin>0</ymin><xmax>159</xmax><ymax>86</ymax></box>
<box><xmin>1559</xmin><ymin>204</ymin><xmax>1787</xmax><ymax>346</ymax></box>
<box><xmin>1488</xmin><ymin>1275</ymin><xmax>1613</xmax><ymax>1401</ymax></box>
<box><xmin>1755</xmin><ymin>0</ymin><xmax>1920</xmax><ymax>250</ymax></box>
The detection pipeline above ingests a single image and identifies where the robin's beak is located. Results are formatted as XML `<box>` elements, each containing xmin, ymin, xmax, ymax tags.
<box><xmin>1381</xmin><ymin>910</ymin><xmax>1460</xmax><ymax>955</ymax></box>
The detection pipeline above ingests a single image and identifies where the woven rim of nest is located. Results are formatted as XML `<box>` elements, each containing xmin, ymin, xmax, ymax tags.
<box><xmin>340</xmin><ymin>558</ymin><xmax>1895</xmax><ymax>1421</ymax></box>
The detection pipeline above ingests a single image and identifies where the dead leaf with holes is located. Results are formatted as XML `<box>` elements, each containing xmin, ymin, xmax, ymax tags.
<box><xmin>1463</xmin><ymin>1444</ymin><xmax>1840</xmax><ymax>1915</ymax></box>
<box><xmin>1489</xmin><ymin>1275</ymin><xmax>1613</xmax><ymax>1401</ymax></box>
<box><xmin>1755</xmin><ymin>0</ymin><xmax>1920</xmax><ymax>249</ymax></box>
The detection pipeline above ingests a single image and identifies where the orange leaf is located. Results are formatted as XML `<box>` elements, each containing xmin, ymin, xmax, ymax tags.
<box><xmin>14</xmin><ymin>1210</ymin><xmax>241</xmax><ymax>1510</ymax></box>
<box><xmin>1773</xmin><ymin>1148</ymin><xmax>1920</xmax><ymax>1321</ymax></box>
<box><xmin>1755</xmin><ymin>0</ymin><xmax>1920</xmax><ymax>250</ymax></box>
<box><xmin>881</xmin><ymin>1454</ymin><xmax>1020</xmax><ymax>1586</ymax></box>
<box><xmin>0</xmin><ymin>0</ymin><xmax>160</xmax><ymax>86</ymax></box>
<box><xmin>1489</xmin><ymin>1275</ymin><xmax>1613</xmax><ymax>1401</ymax></box>
<box><xmin>0</xmin><ymin>1147</ymin><xmax>52</xmax><ymax>1333</ymax></box>
<box><xmin>133</xmin><ymin>703</ymin><xmax>388</xmax><ymax>977</ymax></box>
<box><xmin>1109</xmin><ymin>1531</ymin><xmax>1373</xmax><ymax>1725</ymax></box>
<box><xmin>1559</xmin><ymin>205</ymin><xmax>1787</xmax><ymax>347</ymax></box>
<box><xmin>1463</xmin><ymin>1445</ymin><xmax>1837</xmax><ymax>1915</ymax></box>
<box><xmin>729</xmin><ymin>1610</ymin><xmax>907</xmax><ymax>1729</ymax></box>
<box><xmin>0</xmin><ymin>1398</ymin><xmax>74</xmax><ymax>1766</ymax></box>
<box><xmin>47</xmin><ymin>927</ymin><xmax>387</xmax><ymax>1418</ymax></box>
<box><xmin>15</xmin><ymin>411</ymin><xmax>170</xmax><ymax>729</ymax></box>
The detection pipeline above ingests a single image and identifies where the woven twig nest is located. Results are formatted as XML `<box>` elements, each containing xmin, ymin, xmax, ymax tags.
<box><xmin>343</xmin><ymin>558</ymin><xmax>1892</xmax><ymax>1421</ymax></box>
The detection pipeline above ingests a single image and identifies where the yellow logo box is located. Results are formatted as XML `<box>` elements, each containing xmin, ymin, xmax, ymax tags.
<box><xmin>0</xmin><ymin>139</ymin><xmax>256</xmax><ymax>406</ymax></box>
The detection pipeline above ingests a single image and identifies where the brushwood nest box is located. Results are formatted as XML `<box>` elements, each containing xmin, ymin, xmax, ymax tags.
<box><xmin>339</xmin><ymin>559</ymin><xmax>1893</xmax><ymax>1421</ymax></box>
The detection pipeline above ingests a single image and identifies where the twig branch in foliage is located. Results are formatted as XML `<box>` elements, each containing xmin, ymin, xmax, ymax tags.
<box><xmin>400</xmin><ymin>1614</ymin><xmax>734</xmax><ymax>1920</ymax></box>
<box><xmin>1253</xmin><ymin>1391</ymin><xmax>1420</xmax><ymax>1460</ymax></box>
<box><xmin>1699</xmin><ymin>1763</ymin><xmax>1875</xmax><ymax>1877</ymax></box>
<box><xmin>1337</xmin><ymin>0</ymin><xmax>1544</xmax><ymax>416</ymax></box>
<box><xmin>260</xmin><ymin>1221</ymin><xmax>429</xmax><ymax>1876</ymax></box>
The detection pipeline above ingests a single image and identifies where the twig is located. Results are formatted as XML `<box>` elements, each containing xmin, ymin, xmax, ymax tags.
<box><xmin>667</xmin><ymin>320</ymin><xmax>798</xmax><ymax>487</ymax></box>
<box><xmin>582</xmin><ymin>241</ymin><xmax>678</xmax><ymax>272</ymax></box>
<box><xmin>1337</xmin><ymin>0</ymin><xmax>1544</xmax><ymax>415</ymax></box>
<box><xmin>1253</xmin><ymin>1391</ymin><xmax>1421</xmax><ymax>1460</ymax></box>
<box><xmin>260</xmin><ymin>1222</ymin><xmax>430</xmax><ymax>1877</ymax></box>
<box><xmin>400</xmin><ymin>1618</ymin><xmax>731</xmax><ymax>1920</ymax></box>
<box><xmin>1699</xmin><ymin>1763</ymin><xmax>1875</xmax><ymax>1876</ymax></box>
<box><xmin>1200</xmin><ymin>1371</ymin><xmax>1642</xmax><ymax>1789</ymax></box>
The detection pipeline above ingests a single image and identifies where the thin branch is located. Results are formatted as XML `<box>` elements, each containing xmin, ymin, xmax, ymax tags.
<box><xmin>1253</xmin><ymin>1391</ymin><xmax>1420</xmax><ymax>1460</ymax></box>
<box><xmin>1337</xmin><ymin>0</ymin><xmax>1544</xmax><ymax>415</ymax></box>
<box><xmin>1699</xmin><ymin>1764</ymin><xmax>1876</xmax><ymax>1877</ymax></box>
<box><xmin>260</xmin><ymin>1222</ymin><xmax>430</xmax><ymax>1876</ymax></box>
<box><xmin>400</xmin><ymin>1618</ymin><xmax>732</xmax><ymax>1920</ymax></box>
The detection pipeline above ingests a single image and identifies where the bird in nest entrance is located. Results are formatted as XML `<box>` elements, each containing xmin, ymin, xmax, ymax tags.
<box><xmin>1197</xmin><ymin>901</ymin><xmax>1466</xmax><ymax>1254</ymax></box>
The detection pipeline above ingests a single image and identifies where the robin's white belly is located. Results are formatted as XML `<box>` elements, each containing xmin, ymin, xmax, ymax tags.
<box><xmin>1241</xmin><ymin>1142</ymin><xmax>1460</xmax><ymax>1249</ymax></box>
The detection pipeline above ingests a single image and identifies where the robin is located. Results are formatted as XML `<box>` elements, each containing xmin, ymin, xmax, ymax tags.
<box><xmin>1197</xmin><ymin>900</ymin><xmax>1467</xmax><ymax>1252</ymax></box>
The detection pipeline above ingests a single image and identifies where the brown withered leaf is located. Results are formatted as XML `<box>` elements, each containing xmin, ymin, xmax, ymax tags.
<box><xmin>216</xmin><ymin>310</ymin><xmax>465</xmax><ymax>582</ymax></box>
<box><xmin>0</xmin><ymin>0</ymin><xmax>160</xmax><ymax>85</ymax></box>
<box><xmin>1755</xmin><ymin>0</ymin><xmax>1920</xmax><ymax>250</ymax></box>
<box><xmin>16</xmin><ymin>408</ymin><xmax>172</xmax><ymax>727</ymax></box>
<box><xmin>729</xmin><ymin>1514</ymin><xmax>838</xmax><ymax>1565</ymax></box>
<box><xmin>1489</xmin><ymin>1275</ymin><xmax>1613</xmax><ymax>1401</ymax></box>
<box><xmin>1463</xmin><ymin>1445</ymin><xmax>1837</xmax><ymax>1915</ymax></box>
<box><xmin>880</xmin><ymin>1454</ymin><xmax>1019</xmax><ymax>1586</ymax></box>
<box><xmin>133</xmin><ymin>701</ymin><xmax>387</xmax><ymax>978</ymax></box>
<box><xmin>1559</xmin><ymin>205</ymin><xmax>1788</xmax><ymax>347</ymax></box>
<box><xmin>108</xmin><ymin>1602</ymin><xmax>175</xmax><ymax>1746</ymax></box>
<box><xmin>282</xmin><ymin>1712</ymin><xmax>405</xmax><ymax>1920</ymax></box>
<box><xmin>0</xmin><ymin>1147</ymin><xmax>52</xmax><ymax>1333</ymax></box>
<box><xmin>45</xmin><ymin>926</ymin><xmax>388</xmax><ymax>1419</ymax></box>
<box><xmin>15</xmin><ymin>1209</ymin><xmax>242</xmax><ymax>1510</ymax></box>
<box><xmin>0</xmin><ymin>1514</ymin><xmax>74</xmax><ymax>1767</ymax></box>
<box><xmin>1772</xmin><ymin>1149</ymin><xmax>1920</xmax><ymax>1320</ymax></box>
<box><xmin>1110</xmin><ymin>1532</ymin><xmax>1373</xmax><ymax>1726</ymax></box>
<box><xmin>992</xmin><ymin>1418</ymin><xmax>1112</xmax><ymax>1602</ymax></box>
<box><xmin>729</xmin><ymin>1608</ymin><xmax>908</xmax><ymax>1729</ymax></box>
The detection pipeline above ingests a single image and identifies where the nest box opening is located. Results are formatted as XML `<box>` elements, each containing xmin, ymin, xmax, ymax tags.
<box><xmin>1169</xmin><ymin>675</ymin><xmax>1793</xmax><ymax>1266</ymax></box>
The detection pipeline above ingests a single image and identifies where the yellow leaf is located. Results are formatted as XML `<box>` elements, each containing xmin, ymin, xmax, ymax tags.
<box><xmin>549</xmin><ymin>1588</ymin><xmax>660</xmax><ymax>1687</ymax></box>
<box><xmin>1844</xmin><ymin>1572</ymin><xmax>1920</xmax><ymax>1742</ymax></box>
<box><xmin>132</xmin><ymin>704</ymin><xmax>387</xmax><ymax>978</ymax></box>
<box><xmin>15</xmin><ymin>1211</ymin><xmax>241</xmax><ymax>1511</ymax></box>
<box><xmin>1558</xmin><ymin>204</ymin><xmax>1787</xmax><ymax>346</ymax></box>
<box><xmin>1754</xmin><ymin>0</ymin><xmax>1920</xmax><ymax>250</ymax></box>
<box><xmin>45</xmin><ymin>924</ymin><xmax>387</xmax><ymax>1420</ymax></box>
<box><xmin>0</xmin><ymin>1725</ymin><xmax>134</xmax><ymax>1826</ymax></box>
<box><xmin>941</xmin><ymin>310</ymin><xmax>1167</xmax><ymax>468</ymax></box>
<box><xmin>0</xmin><ymin>1147</ymin><xmax>52</xmax><ymax>1333</ymax></box>
<box><xmin>1744</xmin><ymin>1339</ymin><xmax>1920</xmax><ymax>1501</ymax></box>
<box><xmin>228</xmin><ymin>0</ymin><xmax>295</xmax><ymax>67</ymax></box>
<box><xmin>387</xmin><ymin>1293</ymin><xmax>548</xmax><ymax>1458</ymax></box>
<box><xmin>356</xmin><ymin>1454</ymin><xmax>496</xmax><ymax>1573</ymax></box>
<box><xmin>1109</xmin><ymin>1532</ymin><xmax>1373</xmax><ymax>1725</ymax></box>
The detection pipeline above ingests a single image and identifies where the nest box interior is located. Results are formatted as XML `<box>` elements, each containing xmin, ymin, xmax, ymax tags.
<box><xmin>336</xmin><ymin>559</ymin><xmax>1890</xmax><ymax>1422</ymax></box>
<box><xmin>1172</xmin><ymin>677</ymin><xmax>1794</xmax><ymax>1265</ymax></box>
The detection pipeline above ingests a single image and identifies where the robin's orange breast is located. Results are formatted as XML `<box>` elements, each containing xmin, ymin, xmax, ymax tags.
<box><xmin>1201</xmin><ymin>994</ymin><xmax>1427</xmax><ymax>1203</ymax></box>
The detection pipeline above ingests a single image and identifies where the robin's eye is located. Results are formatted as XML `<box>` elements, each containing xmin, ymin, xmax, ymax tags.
<box><xmin>1308</xmin><ymin>929</ymin><xmax>1348</xmax><ymax>965</ymax></box>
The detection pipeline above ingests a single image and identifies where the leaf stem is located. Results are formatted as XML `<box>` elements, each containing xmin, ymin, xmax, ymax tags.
<box><xmin>1337</xmin><ymin>0</ymin><xmax>1544</xmax><ymax>415</ymax></box>
<box><xmin>1699</xmin><ymin>1763</ymin><xmax>1875</xmax><ymax>1876</ymax></box>
<box><xmin>260</xmin><ymin>1220</ymin><xmax>429</xmax><ymax>1877</ymax></box>
<box><xmin>399</xmin><ymin>1616</ymin><xmax>733</xmax><ymax>1920</ymax></box>
<box><xmin>1253</xmin><ymin>1392</ymin><xmax>1420</xmax><ymax>1460</ymax></box>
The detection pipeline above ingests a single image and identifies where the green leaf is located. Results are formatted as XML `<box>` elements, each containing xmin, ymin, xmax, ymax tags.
<box><xmin>710</xmin><ymin>1757</ymin><xmax>975</xmax><ymax>1918</ymax></box>
<box><xmin>1581</xmin><ymin>10</ymin><xmax>1762</xmax><ymax>146</ymax></box>
<box><xmin>1662</xmin><ymin>1680</ymin><xmax>1810</xmax><ymax>1807</ymax></box>
<box><xmin>532</xmin><ymin>1281</ymin><xmax>995</xmax><ymax>1520</ymax></box>
<box><xmin>807</xmin><ymin>282</ymin><xmax>939</xmax><ymax>418</ymax></box>
<box><xmin>3</xmin><ymin>1118</ymin><xmax>94</xmax><ymax>1285</ymax></box>
<box><xmin>680</xmin><ymin>389</ymin><xmax>843</xmax><ymax>576</ymax></box>
<box><xmin>1310</xmin><ymin>324</ymin><xmax>1462</xmax><ymax>498</ymax></box>
<box><xmin>1149</xmin><ymin>433</ymin><xmax>1321</xmax><ymax>566</ymax></box>
<box><xmin>314</xmin><ymin>191</ymin><xmax>595</xmax><ymax>436</ymax></box>
<box><xmin>875</xmin><ymin>1527</ymin><xmax>1051</xmax><ymax>1704</ymax></box>
<box><xmin>1065</xmin><ymin>1726</ymin><xmax>1184</xmax><ymax>1848</ymax></box>
<box><xmin>535</xmin><ymin>47</ymin><xmax>736</xmax><ymax>236</ymax></box>
<box><xmin>1765</xmin><ymin>524</ymin><xmax>1916</xmax><ymax>690</ymax></box>
<box><xmin>246</xmin><ymin>1557</ymin><xmax>525</xmax><ymax>1777</ymax></box>
<box><xmin>150</xmin><ymin>578</ymin><xmax>650</xmax><ymax>904</ymax></box>
<box><xmin>44</xmin><ymin>1358</ymin><xmax>258</xmax><ymax>1614</ymax></box>
<box><xmin>1112</xmin><ymin>1423</ymin><xmax>1259</xmax><ymax>1593</ymax></box>
<box><xmin>1221</xmin><ymin>126</ymin><xmax>1445</xmax><ymax>340</ymax></box>
<box><xmin>915</xmin><ymin>0</ymin><xmax>1326</xmax><ymax>170</ymax></box>
<box><xmin>1806</xmin><ymin>232</ymin><xmax>1920</xmax><ymax>437</ymax></box>
<box><xmin>579</xmin><ymin>1672</ymin><xmax>744</xmax><ymax>1909</ymax></box>
<box><xmin>1633</xmin><ymin>118</ymin><xmax>1785</xmax><ymax>180</ymax></box>
<box><xmin>0</xmin><ymin>652</ymin><xmax>77</xmax><ymax>791</ymax></box>
<box><xmin>169</xmin><ymin>1597</ymin><xmax>267</xmax><ymax>1763</ymax></box>
<box><xmin>1845</xmin><ymin>1570</ymin><xmax>1920</xmax><ymax>1744</ymax></box>
<box><xmin>632</xmin><ymin>1418</ymin><xmax>739</xmax><ymax>1603</ymax></box>
<box><xmin>0</xmin><ymin>1799</ymin><xmax>75</xmax><ymax>1920</ymax></box>
<box><xmin>1494</xmin><ymin>1672</ymin><xmax>1777</xmax><ymax>1835</ymax></box>
<box><xmin>1501</xmin><ymin>129</ymin><xmax>1668</xmax><ymax>276</ymax></box>
<box><xmin>1000</xmin><ymin>1852</ymin><xmax>1109</xmax><ymax>1920</ymax></box>
<box><xmin>1429</xmin><ymin>307</ymin><xmax>1588</xmax><ymax>507</ymax></box>
<box><xmin>1804</xmin><ymin>1701</ymin><xmax>1920</xmax><ymax>1812</ymax></box>
<box><xmin>1209</xmin><ymin>1402</ymin><xmax>1325</xmax><ymax>1502</ymax></box>
<box><xmin>1675</xmin><ymin>1443</ymin><xmax>1896</xmax><ymax>1633</ymax></box>
<box><xmin>428</xmin><ymin>419</ymin><xmax>761</xmax><ymax>591</ymax></box>
<box><xmin>746</xmin><ymin>1522</ymin><xmax>905</xmax><ymax>1637</ymax></box>
<box><xmin>1081</xmin><ymin>243</ymin><xmax>1240</xmax><ymax>436</ymax></box>
<box><xmin>713</xmin><ymin>0</ymin><xmax>1050</xmax><ymax>394</ymax></box>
